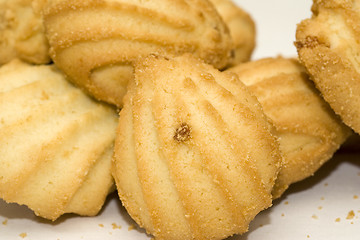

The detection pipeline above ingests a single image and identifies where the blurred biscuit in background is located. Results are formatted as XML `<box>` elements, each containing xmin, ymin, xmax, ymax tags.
<box><xmin>0</xmin><ymin>0</ymin><xmax>50</xmax><ymax>65</ymax></box>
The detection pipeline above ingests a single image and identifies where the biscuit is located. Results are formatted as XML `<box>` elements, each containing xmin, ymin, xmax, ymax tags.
<box><xmin>228</xmin><ymin>57</ymin><xmax>351</xmax><ymax>198</ymax></box>
<box><xmin>41</xmin><ymin>0</ymin><xmax>233</xmax><ymax>107</ymax></box>
<box><xmin>0</xmin><ymin>0</ymin><xmax>50</xmax><ymax>65</ymax></box>
<box><xmin>209</xmin><ymin>0</ymin><xmax>256</xmax><ymax>65</ymax></box>
<box><xmin>295</xmin><ymin>0</ymin><xmax>360</xmax><ymax>134</ymax></box>
<box><xmin>0</xmin><ymin>59</ymin><xmax>118</xmax><ymax>220</ymax></box>
<box><xmin>112</xmin><ymin>54</ymin><xmax>282</xmax><ymax>240</ymax></box>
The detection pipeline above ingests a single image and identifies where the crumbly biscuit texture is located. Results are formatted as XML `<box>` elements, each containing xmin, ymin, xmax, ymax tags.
<box><xmin>228</xmin><ymin>57</ymin><xmax>351</xmax><ymax>198</ymax></box>
<box><xmin>0</xmin><ymin>59</ymin><xmax>118</xmax><ymax>220</ymax></box>
<box><xmin>209</xmin><ymin>0</ymin><xmax>256</xmax><ymax>66</ymax></box>
<box><xmin>296</xmin><ymin>0</ymin><xmax>360</xmax><ymax>134</ymax></box>
<box><xmin>112</xmin><ymin>54</ymin><xmax>282</xmax><ymax>240</ymax></box>
<box><xmin>41</xmin><ymin>0</ymin><xmax>233</xmax><ymax>107</ymax></box>
<box><xmin>0</xmin><ymin>0</ymin><xmax>50</xmax><ymax>65</ymax></box>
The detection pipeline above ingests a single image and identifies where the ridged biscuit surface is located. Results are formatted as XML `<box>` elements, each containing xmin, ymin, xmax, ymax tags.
<box><xmin>0</xmin><ymin>59</ymin><xmax>118</xmax><ymax>220</ymax></box>
<box><xmin>0</xmin><ymin>0</ymin><xmax>50</xmax><ymax>65</ymax></box>
<box><xmin>296</xmin><ymin>0</ymin><xmax>360</xmax><ymax>134</ymax></box>
<box><xmin>112</xmin><ymin>54</ymin><xmax>282</xmax><ymax>240</ymax></box>
<box><xmin>209</xmin><ymin>0</ymin><xmax>256</xmax><ymax>65</ymax></box>
<box><xmin>42</xmin><ymin>0</ymin><xmax>233</xmax><ymax>107</ymax></box>
<box><xmin>228</xmin><ymin>57</ymin><xmax>351</xmax><ymax>198</ymax></box>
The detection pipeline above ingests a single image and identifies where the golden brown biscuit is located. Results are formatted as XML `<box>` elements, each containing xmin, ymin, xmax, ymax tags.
<box><xmin>0</xmin><ymin>0</ymin><xmax>50</xmax><ymax>65</ymax></box>
<box><xmin>228</xmin><ymin>57</ymin><xmax>351</xmax><ymax>198</ymax></box>
<box><xmin>0</xmin><ymin>59</ymin><xmax>118</xmax><ymax>220</ymax></box>
<box><xmin>41</xmin><ymin>0</ymin><xmax>233</xmax><ymax>107</ymax></box>
<box><xmin>112</xmin><ymin>54</ymin><xmax>282</xmax><ymax>240</ymax></box>
<box><xmin>209</xmin><ymin>0</ymin><xmax>256</xmax><ymax>65</ymax></box>
<box><xmin>295</xmin><ymin>0</ymin><xmax>360</xmax><ymax>134</ymax></box>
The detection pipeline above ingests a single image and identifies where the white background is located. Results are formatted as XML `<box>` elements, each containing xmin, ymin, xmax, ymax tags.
<box><xmin>1</xmin><ymin>0</ymin><xmax>360</xmax><ymax>239</ymax></box>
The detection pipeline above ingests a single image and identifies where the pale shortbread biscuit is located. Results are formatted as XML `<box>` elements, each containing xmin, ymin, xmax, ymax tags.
<box><xmin>41</xmin><ymin>0</ymin><xmax>233</xmax><ymax>107</ymax></box>
<box><xmin>0</xmin><ymin>59</ymin><xmax>118</xmax><ymax>220</ymax></box>
<box><xmin>209</xmin><ymin>0</ymin><xmax>256</xmax><ymax>66</ymax></box>
<box><xmin>296</xmin><ymin>0</ymin><xmax>360</xmax><ymax>134</ymax></box>
<box><xmin>112</xmin><ymin>54</ymin><xmax>282</xmax><ymax>240</ymax></box>
<box><xmin>0</xmin><ymin>0</ymin><xmax>50</xmax><ymax>65</ymax></box>
<box><xmin>228</xmin><ymin>57</ymin><xmax>351</xmax><ymax>198</ymax></box>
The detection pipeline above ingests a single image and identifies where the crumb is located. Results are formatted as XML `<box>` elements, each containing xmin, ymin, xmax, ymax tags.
<box><xmin>200</xmin><ymin>73</ymin><xmax>215</xmax><ymax>81</ymax></box>
<box><xmin>294</xmin><ymin>36</ymin><xmax>321</xmax><ymax>49</ymax></box>
<box><xmin>19</xmin><ymin>233</ymin><xmax>27</xmax><ymax>238</ymax></box>
<box><xmin>281</xmin><ymin>213</ymin><xmax>285</xmax><ymax>217</ymax></box>
<box><xmin>351</xmin><ymin>221</ymin><xmax>354</xmax><ymax>224</ymax></box>
<box><xmin>324</xmin><ymin>183</ymin><xmax>328</xmax><ymax>187</ymax></box>
<box><xmin>284</xmin><ymin>201</ymin><xmax>289</xmax><ymax>205</ymax></box>
<box><xmin>346</xmin><ymin>210</ymin><xmax>355</xmax><ymax>220</ymax></box>
<box><xmin>335</xmin><ymin>217</ymin><xmax>341</xmax><ymax>222</ymax></box>
<box><xmin>320</xmin><ymin>197</ymin><xmax>325</xmax><ymax>200</ymax></box>
<box><xmin>2</xmin><ymin>219</ymin><xmax>8</xmax><ymax>225</ymax></box>
<box><xmin>128</xmin><ymin>224</ymin><xmax>136</xmax><ymax>231</ymax></box>
<box><xmin>354</xmin><ymin>195</ymin><xmax>358</xmax><ymax>199</ymax></box>
<box><xmin>312</xmin><ymin>214</ymin><xmax>318</xmax><ymax>220</ymax></box>
<box><xmin>98</xmin><ymin>224</ymin><xmax>104</xmax><ymax>228</ymax></box>
<box><xmin>112</xmin><ymin>223</ymin><xmax>122</xmax><ymax>230</ymax></box>
<box><xmin>174</xmin><ymin>123</ymin><xmax>191</xmax><ymax>142</ymax></box>
<box><xmin>259</xmin><ymin>224</ymin><xmax>264</xmax><ymax>227</ymax></box>
<box><xmin>307</xmin><ymin>235</ymin><xmax>310</xmax><ymax>238</ymax></box>
<box><xmin>318</xmin><ymin>206</ymin><xmax>323</xmax><ymax>210</ymax></box>
<box><xmin>109</xmin><ymin>232</ymin><xmax>113</xmax><ymax>235</ymax></box>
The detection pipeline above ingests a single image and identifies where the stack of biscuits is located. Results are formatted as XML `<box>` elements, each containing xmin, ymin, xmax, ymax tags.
<box><xmin>0</xmin><ymin>0</ymin><xmax>357</xmax><ymax>239</ymax></box>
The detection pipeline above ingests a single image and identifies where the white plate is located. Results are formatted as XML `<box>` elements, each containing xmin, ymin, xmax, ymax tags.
<box><xmin>1</xmin><ymin>0</ymin><xmax>360</xmax><ymax>239</ymax></box>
